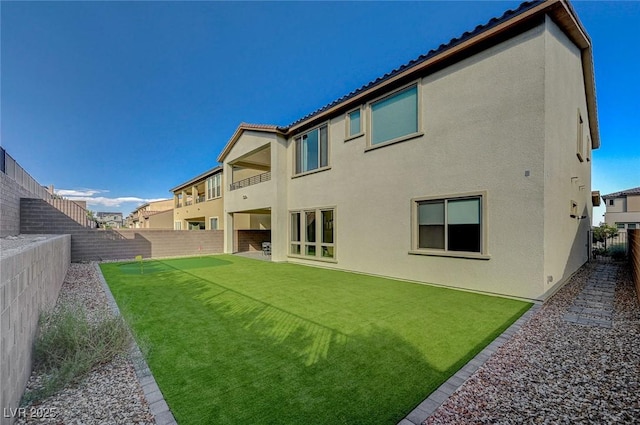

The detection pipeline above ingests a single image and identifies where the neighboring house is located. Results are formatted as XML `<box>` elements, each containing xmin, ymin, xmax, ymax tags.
<box><xmin>602</xmin><ymin>187</ymin><xmax>640</xmax><ymax>233</ymax></box>
<box><xmin>129</xmin><ymin>199</ymin><xmax>174</xmax><ymax>229</ymax></box>
<box><xmin>170</xmin><ymin>166</ymin><xmax>271</xmax><ymax>231</ymax></box>
<box><xmin>171</xmin><ymin>166</ymin><xmax>224</xmax><ymax>230</ymax></box>
<box><xmin>96</xmin><ymin>211</ymin><xmax>123</xmax><ymax>228</ymax></box>
<box><xmin>216</xmin><ymin>0</ymin><xmax>599</xmax><ymax>300</ymax></box>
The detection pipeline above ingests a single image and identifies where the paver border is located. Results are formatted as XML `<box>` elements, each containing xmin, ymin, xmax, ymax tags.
<box><xmin>397</xmin><ymin>302</ymin><xmax>542</xmax><ymax>425</ymax></box>
<box><xmin>94</xmin><ymin>263</ymin><xmax>178</xmax><ymax>425</ymax></box>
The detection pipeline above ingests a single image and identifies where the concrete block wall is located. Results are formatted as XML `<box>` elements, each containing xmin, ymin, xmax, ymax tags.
<box><xmin>21</xmin><ymin>198</ymin><xmax>224</xmax><ymax>261</ymax></box>
<box><xmin>0</xmin><ymin>174</ymin><xmax>34</xmax><ymax>238</ymax></box>
<box><xmin>0</xmin><ymin>235</ymin><xmax>71</xmax><ymax>425</ymax></box>
<box><xmin>70</xmin><ymin>229</ymin><xmax>223</xmax><ymax>262</ymax></box>
<box><xmin>629</xmin><ymin>229</ymin><xmax>640</xmax><ymax>304</ymax></box>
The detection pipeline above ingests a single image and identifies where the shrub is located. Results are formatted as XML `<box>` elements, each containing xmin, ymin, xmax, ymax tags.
<box><xmin>609</xmin><ymin>244</ymin><xmax>627</xmax><ymax>261</ymax></box>
<box><xmin>22</xmin><ymin>304</ymin><xmax>131</xmax><ymax>405</ymax></box>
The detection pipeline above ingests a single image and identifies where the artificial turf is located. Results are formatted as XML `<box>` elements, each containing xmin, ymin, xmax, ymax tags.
<box><xmin>100</xmin><ymin>255</ymin><xmax>531</xmax><ymax>425</ymax></box>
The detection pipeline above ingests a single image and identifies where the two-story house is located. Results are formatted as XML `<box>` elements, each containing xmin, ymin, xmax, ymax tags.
<box><xmin>171</xmin><ymin>166</ymin><xmax>224</xmax><ymax>230</ymax></box>
<box><xmin>602</xmin><ymin>187</ymin><xmax>640</xmax><ymax>233</ymax></box>
<box><xmin>129</xmin><ymin>199</ymin><xmax>174</xmax><ymax>229</ymax></box>
<box><xmin>96</xmin><ymin>211</ymin><xmax>123</xmax><ymax>228</ymax></box>
<box><xmin>217</xmin><ymin>0</ymin><xmax>600</xmax><ymax>300</ymax></box>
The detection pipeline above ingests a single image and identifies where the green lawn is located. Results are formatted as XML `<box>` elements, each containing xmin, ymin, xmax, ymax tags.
<box><xmin>100</xmin><ymin>255</ymin><xmax>531</xmax><ymax>425</ymax></box>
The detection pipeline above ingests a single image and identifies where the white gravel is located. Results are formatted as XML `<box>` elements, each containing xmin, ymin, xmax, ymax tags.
<box><xmin>425</xmin><ymin>262</ymin><xmax>640</xmax><ymax>424</ymax></box>
<box><xmin>16</xmin><ymin>263</ymin><xmax>155</xmax><ymax>425</ymax></box>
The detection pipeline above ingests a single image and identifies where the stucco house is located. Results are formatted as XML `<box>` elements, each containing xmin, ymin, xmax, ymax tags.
<box><xmin>129</xmin><ymin>199</ymin><xmax>174</xmax><ymax>229</ymax></box>
<box><xmin>602</xmin><ymin>187</ymin><xmax>640</xmax><ymax>233</ymax></box>
<box><xmin>171</xmin><ymin>166</ymin><xmax>224</xmax><ymax>230</ymax></box>
<box><xmin>217</xmin><ymin>0</ymin><xmax>599</xmax><ymax>300</ymax></box>
<box><xmin>170</xmin><ymin>166</ymin><xmax>271</xmax><ymax>232</ymax></box>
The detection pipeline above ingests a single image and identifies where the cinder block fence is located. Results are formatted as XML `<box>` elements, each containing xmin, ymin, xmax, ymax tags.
<box><xmin>0</xmin><ymin>235</ymin><xmax>70</xmax><ymax>425</ymax></box>
<box><xmin>20</xmin><ymin>198</ymin><xmax>224</xmax><ymax>261</ymax></box>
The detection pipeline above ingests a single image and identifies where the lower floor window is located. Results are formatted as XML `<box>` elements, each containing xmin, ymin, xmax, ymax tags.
<box><xmin>414</xmin><ymin>193</ymin><xmax>484</xmax><ymax>254</ymax></box>
<box><xmin>174</xmin><ymin>221</ymin><xmax>182</xmax><ymax>230</ymax></box>
<box><xmin>209</xmin><ymin>217</ymin><xmax>219</xmax><ymax>230</ymax></box>
<box><xmin>290</xmin><ymin>207</ymin><xmax>335</xmax><ymax>259</ymax></box>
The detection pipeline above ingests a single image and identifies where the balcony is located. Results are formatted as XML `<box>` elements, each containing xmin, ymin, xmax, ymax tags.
<box><xmin>230</xmin><ymin>171</ymin><xmax>271</xmax><ymax>191</ymax></box>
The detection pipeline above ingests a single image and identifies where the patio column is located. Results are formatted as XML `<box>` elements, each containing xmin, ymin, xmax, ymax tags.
<box><xmin>224</xmin><ymin>212</ymin><xmax>234</xmax><ymax>253</ymax></box>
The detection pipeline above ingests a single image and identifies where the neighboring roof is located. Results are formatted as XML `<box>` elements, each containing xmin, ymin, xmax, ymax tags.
<box><xmin>132</xmin><ymin>199</ymin><xmax>172</xmax><ymax>213</ymax></box>
<box><xmin>217</xmin><ymin>123</ymin><xmax>286</xmax><ymax>163</ymax></box>
<box><xmin>170</xmin><ymin>165</ymin><xmax>223</xmax><ymax>192</ymax></box>
<box><xmin>217</xmin><ymin>0</ymin><xmax>599</xmax><ymax>162</ymax></box>
<box><xmin>602</xmin><ymin>187</ymin><xmax>640</xmax><ymax>199</ymax></box>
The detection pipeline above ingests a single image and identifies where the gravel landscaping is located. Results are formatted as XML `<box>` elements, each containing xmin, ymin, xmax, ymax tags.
<box><xmin>17</xmin><ymin>263</ymin><xmax>155</xmax><ymax>425</ymax></box>
<box><xmin>13</xmin><ymin>258</ymin><xmax>639</xmax><ymax>424</ymax></box>
<box><xmin>425</xmin><ymin>261</ymin><xmax>640</xmax><ymax>424</ymax></box>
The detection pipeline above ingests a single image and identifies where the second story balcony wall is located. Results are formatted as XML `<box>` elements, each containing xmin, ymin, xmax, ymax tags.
<box><xmin>230</xmin><ymin>171</ymin><xmax>271</xmax><ymax>191</ymax></box>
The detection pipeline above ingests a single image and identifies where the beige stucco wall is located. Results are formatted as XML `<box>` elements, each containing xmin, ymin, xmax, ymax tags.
<box><xmin>223</xmin><ymin>132</ymin><xmax>288</xmax><ymax>257</ymax></box>
<box><xmin>605</xmin><ymin>211</ymin><xmax>640</xmax><ymax>228</ymax></box>
<box><xmin>147</xmin><ymin>209</ymin><xmax>174</xmax><ymax>229</ymax></box>
<box><xmin>627</xmin><ymin>195</ymin><xmax>640</xmax><ymax>212</ymax></box>
<box><xmin>174</xmin><ymin>198</ymin><xmax>224</xmax><ymax>230</ymax></box>
<box><xmin>541</xmin><ymin>16</ymin><xmax>593</xmax><ymax>297</ymax></box>
<box><xmin>221</xmin><ymin>18</ymin><xmax>596</xmax><ymax>300</ymax></box>
<box><xmin>285</xmin><ymin>24</ymin><xmax>548</xmax><ymax>299</ymax></box>
<box><xmin>605</xmin><ymin>197</ymin><xmax>625</xmax><ymax>213</ymax></box>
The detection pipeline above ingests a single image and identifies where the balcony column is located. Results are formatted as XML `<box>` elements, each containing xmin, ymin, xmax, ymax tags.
<box><xmin>192</xmin><ymin>185</ymin><xmax>198</xmax><ymax>204</ymax></box>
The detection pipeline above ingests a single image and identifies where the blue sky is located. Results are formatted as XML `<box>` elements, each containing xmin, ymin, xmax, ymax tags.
<box><xmin>1</xmin><ymin>1</ymin><xmax>638</xmax><ymax>223</ymax></box>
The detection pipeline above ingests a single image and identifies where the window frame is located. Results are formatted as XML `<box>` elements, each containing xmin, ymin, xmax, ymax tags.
<box><xmin>209</xmin><ymin>216</ymin><xmax>219</xmax><ymax>230</ymax></box>
<box><xmin>345</xmin><ymin>107</ymin><xmax>364</xmax><ymax>141</ymax></box>
<box><xmin>206</xmin><ymin>173</ymin><xmax>222</xmax><ymax>200</ymax></box>
<box><xmin>366</xmin><ymin>82</ymin><xmax>423</xmax><ymax>151</ymax></box>
<box><xmin>410</xmin><ymin>191</ymin><xmax>490</xmax><ymax>260</ymax></box>
<box><xmin>293</xmin><ymin>123</ymin><xmax>330</xmax><ymax>177</ymax></box>
<box><xmin>289</xmin><ymin>206</ymin><xmax>336</xmax><ymax>262</ymax></box>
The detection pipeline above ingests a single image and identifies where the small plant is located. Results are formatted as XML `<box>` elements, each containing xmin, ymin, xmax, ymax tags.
<box><xmin>21</xmin><ymin>304</ymin><xmax>131</xmax><ymax>405</ymax></box>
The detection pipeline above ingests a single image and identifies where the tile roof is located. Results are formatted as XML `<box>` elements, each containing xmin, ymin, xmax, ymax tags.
<box><xmin>170</xmin><ymin>165</ymin><xmax>223</xmax><ymax>192</ymax></box>
<box><xmin>602</xmin><ymin>187</ymin><xmax>640</xmax><ymax>199</ymax></box>
<box><xmin>286</xmin><ymin>0</ymin><xmax>543</xmax><ymax>129</ymax></box>
<box><xmin>237</xmin><ymin>122</ymin><xmax>286</xmax><ymax>132</ymax></box>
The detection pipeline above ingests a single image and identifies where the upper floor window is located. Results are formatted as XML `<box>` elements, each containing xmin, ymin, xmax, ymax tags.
<box><xmin>207</xmin><ymin>174</ymin><xmax>222</xmax><ymax>199</ymax></box>
<box><xmin>346</xmin><ymin>108</ymin><xmax>362</xmax><ymax>139</ymax></box>
<box><xmin>295</xmin><ymin>124</ymin><xmax>328</xmax><ymax>175</ymax></box>
<box><xmin>370</xmin><ymin>85</ymin><xmax>418</xmax><ymax>146</ymax></box>
<box><xmin>608</xmin><ymin>199</ymin><xmax>614</xmax><ymax>206</ymax></box>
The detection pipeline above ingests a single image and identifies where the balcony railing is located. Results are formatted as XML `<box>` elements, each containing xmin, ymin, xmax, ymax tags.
<box><xmin>230</xmin><ymin>171</ymin><xmax>271</xmax><ymax>191</ymax></box>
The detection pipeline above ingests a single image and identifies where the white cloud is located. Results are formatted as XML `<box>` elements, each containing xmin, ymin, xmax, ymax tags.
<box><xmin>55</xmin><ymin>188</ymin><xmax>106</xmax><ymax>197</ymax></box>
<box><xmin>56</xmin><ymin>188</ymin><xmax>167</xmax><ymax>209</ymax></box>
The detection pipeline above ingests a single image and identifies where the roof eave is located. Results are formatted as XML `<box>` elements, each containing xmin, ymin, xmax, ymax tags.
<box><xmin>217</xmin><ymin>124</ymin><xmax>286</xmax><ymax>163</ymax></box>
<box><xmin>285</xmin><ymin>0</ymin><xmax>600</xmax><ymax>150</ymax></box>
<box><xmin>170</xmin><ymin>165</ymin><xmax>223</xmax><ymax>192</ymax></box>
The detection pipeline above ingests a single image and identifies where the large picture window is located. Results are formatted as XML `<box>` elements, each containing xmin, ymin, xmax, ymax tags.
<box><xmin>371</xmin><ymin>85</ymin><xmax>418</xmax><ymax>146</ymax></box>
<box><xmin>295</xmin><ymin>125</ymin><xmax>328</xmax><ymax>174</ymax></box>
<box><xmin>290</xmin><ymin>207</ymin><xmax>335</xmax><ymax>260</ymax></box>
<box><xmin>413</xmin><ymin>193</ymin><xmax>486</xmax><ymax>256</ymax></box>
